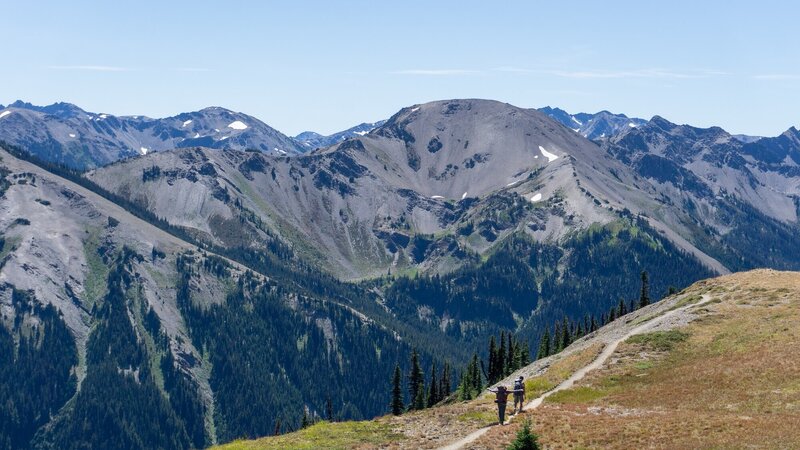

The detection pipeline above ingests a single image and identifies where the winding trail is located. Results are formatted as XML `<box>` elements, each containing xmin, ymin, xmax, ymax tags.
<box><xmin>438</xmin><ymin>294</ymin><xmax>713</xmax><ymax>450</ymax></box>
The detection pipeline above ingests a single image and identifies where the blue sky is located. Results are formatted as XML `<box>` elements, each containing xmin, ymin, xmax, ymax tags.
<box><xmin>3</xmin><ymin>1</ymin><xmax>798</xmax><ymax>136</ymax></box>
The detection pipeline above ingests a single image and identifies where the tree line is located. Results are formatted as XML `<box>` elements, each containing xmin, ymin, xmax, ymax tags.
<box><xmin>393</xmin><ymin>270</ymin><xmax>657</xmax><ymax>408</ymax></box>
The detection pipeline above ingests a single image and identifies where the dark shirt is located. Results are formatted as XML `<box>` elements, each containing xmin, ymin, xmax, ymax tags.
<box><xmin>488</xmin><ymin>388</ymin><xmax>522</xmax><ymax>404</ymax></box>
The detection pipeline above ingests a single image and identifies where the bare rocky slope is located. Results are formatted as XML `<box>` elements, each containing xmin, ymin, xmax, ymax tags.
<box><xmin>602</xmin><ymin>117</ymin><xmax>800</xmax><ymax>271</ymax></box>
<box><xmin>88</xmin><ymin>99</ymin><xmax>721</xmax><ymax>279</ymax></box>
<box><xmin>0</xmin><ymin>147</ymin><xmax>444</xmax><ymax>448</ymax></box>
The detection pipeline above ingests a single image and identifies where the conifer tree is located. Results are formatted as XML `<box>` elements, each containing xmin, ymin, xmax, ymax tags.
<box><xmin>458</xmin><ymin>369</ymin><xmax>472</xmax><ymax>401</ymax></box>
<box><xmin>440</xmin><ymin>362</ymin><xmax>451</xmax><ymax>399</ymax></box>
<box><xmin>608</xmin><ymin>305</ymin><xmax>617</xmax><ymax>322</ymax></box>
<box><xmin>408</xmin><ymin>349</ymin><xmax>425</xmax><ymax>410</ymax></box>
<box><xmin>507</xmin><ymin>333</ymin><xmax>516</xmax><ymax>374</ymax></box>
<box><xmin>488</xmin><ymin>335</ymin><xmax>498</xmax><ymax>383</ymax></box>
<box><xmin>553</xmin><ymin>322</ymin><xmax>563</xmax><ymax>352</ymax></box>
<box><xmin>458</xmin><ymin>354</ymin><xmax>483</xmax><ymax>401</ymax></box>
<box><xmin>391</xmin><ymin>364</ymin><xmax>404</xmax><ymax>415</ymax></box>
<box><xmin>413</xmin><ymin>380</ymin><xmax>426</xmax><ymax>410</ymax></box>
<box><xmin>273</xmin><ymin>418</ymin><xmax>282</xmax><ymax>436</ymax></box>
<box><xmin>668</xmin><ymin>286</ymin><xmax>678</xmax><ymax>296</ymax></box>
<box><xmin>470</xmin><ymin>353</ymin><xmax>483</xmax><ymax>393</ymax></box>
<box><xmin>427</xmin><ymin>363</ymin><xmax>439</xmax><ymax>407</ymax></box>
<box><xmin>617</xmin><ymin>298</ymin><xmax>628</xmax><ymax>317</ymax></box>
<box><xmin>639</xmin><ymin>271</ymin><xmax>650</xmax><ymax>308</ymax></box>
<box><xmin>326</xmin><ymin>395</ymin><xmax>333</xmax><ymax>422</ymax></box>
<box><xmin>574</xmin><ymin>322</ymin><xmax>584</xmax><ymax>340</ymax></box>
<box><xmin>590</xmin><ymin>315</ymin><xmax>598</xmax><ymax>332</ymax></box>
<box><xmin>512</xmin><ymin>340</ymin><xmax>522</xmax><ymax>371</ymax></box>
<box><xmin>520</xmin><ymin>342</ymin><xmax>531</xmax><ymax>366</ymax></box>
<box><xmin>507</xmin><ymin>419</ymin><xmax>540</xmax><ymax>450</ymax></box>
<box><xmin>560</xmin><ymin>317</ymin><xmax>571</xmax><ymax>350</ymax></box>
<box><xmin>498</xmin><ymin>331</ymin><xmax>507</xmax><ymax>378</ymax></box>
<box><xmin>537</xmin><ymin>328</ymin><xmax>551</xmax><ymax>360</ymax></box>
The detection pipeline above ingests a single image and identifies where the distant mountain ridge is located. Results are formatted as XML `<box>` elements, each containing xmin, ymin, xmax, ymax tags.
<box><xmin>538</xmin><ymin>106</ymin><xmax>648</xmax><ymax>140</ymax></box>
<box><xmin>0</xmin><ymin>101</ymin><xmax>304</xmax><ymax>168</ymax></box>
<box><xmin>294</xmin><ymin>120</ymin><xmax>387</xmax><ymax>150</ymax></box>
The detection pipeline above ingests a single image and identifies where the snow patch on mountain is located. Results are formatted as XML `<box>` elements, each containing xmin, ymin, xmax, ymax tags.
<box><xmin>539</xmin><ymin>146</ymin><xmax>559</xmax><ymax>162</ymax></box>
<box><xmin>228</xmin><ymin>120</ymin><xmax>248</xmax><ymax>130</ymax></box>
<box><xmin>0</xmin><ymin>111</ymin><xmax>12</xmax><ymax>119</ymax></box>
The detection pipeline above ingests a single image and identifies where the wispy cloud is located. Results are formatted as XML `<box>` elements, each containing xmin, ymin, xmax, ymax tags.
<box><xmin>47</xmin><ymin>65</ymin><xmax>132</xmax><ymax>72</ymax></box>
<box><xmin>753</xmin><ymin>74</ymin><xmax>800</xmax><ymax>80</ymax></box>
<box><xmin>392</xmin><ymin>69</ymin><xmax>480</xmax><ymax>76</ymax></box>
<box><xmin>493</xmin><ymin>67</ymin><xmax>726</xmax><ymax>79</ymax></box>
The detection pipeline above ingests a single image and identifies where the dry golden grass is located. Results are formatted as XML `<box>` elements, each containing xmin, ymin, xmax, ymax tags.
<box><xmin>524</xmin><ymin>343</ymin><xmax>605</xmax><ymax>398</ymax></box>
<box><xmin>210</xmin><ymin>270</ymin><xmax>800</xmax><ymax>450</ymax></box>
<box><xmin>471</xmin><ymin>269</ymin><xmax>800</xmax><ymax>449</ymax></box>
<box><xmin>369</xmin><ymin>343</ymin><xmax>605</xmax><ymax>449</ymax></box>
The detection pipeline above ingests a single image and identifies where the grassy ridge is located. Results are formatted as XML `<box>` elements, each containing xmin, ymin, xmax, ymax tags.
<box><xmin>474</xmin><ymin>270</ymin><xmax>800</xmax><ymax>449</ymax></box>
<box><xmin>213</xmin><ymin>421</ymin><xmax>398</xmax><ymax>450</ymax></box>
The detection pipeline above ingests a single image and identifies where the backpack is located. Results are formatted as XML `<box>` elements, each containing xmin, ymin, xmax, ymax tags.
<box><xmin>514</xmin><ymin>379</ymin><xmax>523</xmax><ymax>391</ymax></box>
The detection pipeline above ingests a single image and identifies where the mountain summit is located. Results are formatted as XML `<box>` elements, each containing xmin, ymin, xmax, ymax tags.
<box><xmin>89</xmin><ymin>99</ymin><xmax>653</xmax><ymax>278</ymax></box>
<box><xmin>539</xmin><ymin>106</ymin><xmax>647</xmax><ymax>140</ymax></box>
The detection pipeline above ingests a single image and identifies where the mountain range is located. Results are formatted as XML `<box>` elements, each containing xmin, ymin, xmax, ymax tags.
<box><xmin>2</xmin><ymin>97</ymin><xmax>800</xmax><ymax>449</ymax></box>
<box><xmin>0</xmin><ymin>101</ymin><xmax>305</xmax><ymax>169</ymax></box>
<box><xmin>294</xmin><ymin>121</ymin><xmax>387</xmax><ymax>150</ymax></box>
<box><xmin>538</xmin><ymin>106</ymin><xmax>648</xmax><ymax>139</ymax></box>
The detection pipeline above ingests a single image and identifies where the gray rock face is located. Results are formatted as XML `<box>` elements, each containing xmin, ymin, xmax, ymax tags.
<box><xmin>539</xmin><ymin>106</ymin><xmax>647</xmax><ymax>140</ymax></box>
<box><xmin>605</xmin><ymin>117</ymin><xmax>800</xmax><ymax>223</ymax></box>
<box><xmin>0</xmin><ymin>101</ymin><xmax>304</xmax><ymax>169</ymax></box>
<box><xmin>88</xmin><ymin>99</ymin><xmax>701</xmax><ymax>278</ymax></box>
<box><xmin>0</xmin><ymin>146</ymin><xmax>209</xmax><ymax>393</ymax></box>
<box><xmin>82</xmin><ymin>99</ymin><xmax>800</xmax><ymax>279</ymax></box>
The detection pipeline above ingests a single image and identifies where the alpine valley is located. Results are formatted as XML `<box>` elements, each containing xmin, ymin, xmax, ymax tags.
<box><xmin>2</xmin><ymin>98</ymin><xmax>800</xmax><ymax>449</ymax></box>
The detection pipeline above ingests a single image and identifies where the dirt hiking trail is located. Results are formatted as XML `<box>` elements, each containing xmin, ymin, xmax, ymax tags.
<box><xmin>438</xmin><ymin>294</ymin><xmax>713</xmax><ymax>450</ymax></box>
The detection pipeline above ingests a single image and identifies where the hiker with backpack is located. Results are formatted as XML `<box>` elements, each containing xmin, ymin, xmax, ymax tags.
<box><xmin>487</xmin><ymin>384</ymin><xmax>524</xmax><ymax>425</ymax></box>
<box><xmin>513</xmin><ymin>376</ymin><xmax>526</xmax><ymax>413</ymax></box>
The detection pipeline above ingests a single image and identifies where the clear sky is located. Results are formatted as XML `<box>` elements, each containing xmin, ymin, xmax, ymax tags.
<box><xmin>3</xmin><ymin>1</ymin><xmax>798</xmax><ymax>136</ymax></box>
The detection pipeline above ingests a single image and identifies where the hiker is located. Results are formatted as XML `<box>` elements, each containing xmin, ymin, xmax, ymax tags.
<box><xmin>513</xmin><ymin>376</ymin><xmax>526</xmax><ymax>413</ymax></box>
<box><xmin>487</xmin><ymin>385</ymin><xmax>522</xmax><ymax>425</ymax></box>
